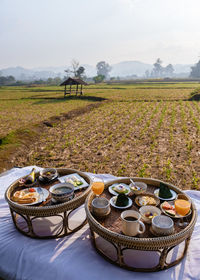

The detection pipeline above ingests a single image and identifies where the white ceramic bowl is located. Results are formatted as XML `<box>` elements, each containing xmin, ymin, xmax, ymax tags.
<box><xmin>139</xmin><ymin>206</ymin><xmax>161</xmax><ymax>224</ymax></box>
<box><xmin>49</xmin><ymin>183</ymin><xmax>74</xmax><ymax>203</ymax></box>
<box><xmin>39</xmin><ymin>168</ymin><xmax>58</xmax><ymax>182</ymax></box>
<box><xmin>152</xmin><ymin>215</ymin><xmax>174</xmax><ymax>236</ymax></box>
<box><xmin>129</xmin><ymin>181</ymin><xmax>147</xmax><ymax>195</ymax></box>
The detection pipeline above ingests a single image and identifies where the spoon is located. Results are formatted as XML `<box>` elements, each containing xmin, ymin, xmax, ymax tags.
<box><xmin>130</xmin><ymin>178</ymin><xmax>137</xmax><ymax>186</ymax></box>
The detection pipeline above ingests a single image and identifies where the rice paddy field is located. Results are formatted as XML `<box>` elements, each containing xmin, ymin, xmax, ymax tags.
<box><xmin>0</xmin><ymin>82</ymin><xmax>200</xmax><ymax>190</ymax></box>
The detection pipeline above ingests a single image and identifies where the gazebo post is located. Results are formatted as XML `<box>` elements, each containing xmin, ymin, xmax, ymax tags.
<box><xmin>64</xmin><ymin>85</ymin><xmax>66</xmax><ymax>97</ymax></box>
<box><xmin>70</xmin><ymin>84</ymin><xmax>71</xmax><ymax>95</ymax></box>
<box><xmin>80</xmin><ymin>84</ymin><xmax>83</xmax><ymax>95</ymax></box>
<box><xmin>76</xmin><ymin>84</ymin><xmax>78</xmax><ymax>95</ymax></box>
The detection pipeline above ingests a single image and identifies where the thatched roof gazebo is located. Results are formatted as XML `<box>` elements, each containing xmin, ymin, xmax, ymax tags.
<box><xmin>60</xmin><ymin>77</ymin><xmax>87</xmax><ymax>97</ymax></box>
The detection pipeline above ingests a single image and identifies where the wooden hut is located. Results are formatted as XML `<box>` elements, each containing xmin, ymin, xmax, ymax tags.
<box><xmin>60</xmin><ymin>77</ymin><xmax>87</xmax><ymax>97</ymax></box>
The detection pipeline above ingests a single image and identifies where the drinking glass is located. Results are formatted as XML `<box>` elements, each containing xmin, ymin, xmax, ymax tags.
<box><xmin>175</xmin><ymin>199</ymin><xmax>191</xmax><ymax>228</ymax></box>
<box><xmin>91</xmin><ymin>177</ymin><xmax>104</xmax><ymax>197</ymax></box>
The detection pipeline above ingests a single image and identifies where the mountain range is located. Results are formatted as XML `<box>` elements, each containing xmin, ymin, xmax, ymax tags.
<box><xmin>0</xmin><ymin>61</ymin><xmax>193</xmax><ymax>80</ymax></box>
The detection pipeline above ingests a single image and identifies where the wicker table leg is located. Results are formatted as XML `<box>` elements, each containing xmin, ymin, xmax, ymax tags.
<box><xmin>164</xmin><ymin>237</ymin><xmax>191</xmax><ymax>269</ymax></box>
<box><xmin>89</xmin><ymin>228</ymin><xmax>191</xmax><ymax>272</ymax></box>
<box><xmin>10</xmin><ymin>208</ymin><xmax>87</xmax><ymax>239</ymax></box>
<box><xmin>66</xmin><ymin>208</ymin><xmax>87</xmax><ymax>235</ymax></box>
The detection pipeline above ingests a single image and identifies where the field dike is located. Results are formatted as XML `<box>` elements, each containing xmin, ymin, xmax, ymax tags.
<box><xmin>0</xmin><ymin>101</ymin><xmax>106</xmax><ymax>172</ymax></box>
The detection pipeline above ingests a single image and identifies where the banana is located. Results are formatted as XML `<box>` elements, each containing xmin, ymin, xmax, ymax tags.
<box><xmin>25</xmin><ymin>168</ymin><xmax>36</xmax><ymax>184</ymax></box>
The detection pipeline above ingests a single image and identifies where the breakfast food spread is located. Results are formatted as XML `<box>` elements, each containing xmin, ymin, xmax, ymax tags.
<box><xmin>161</xmin><ymin>200</ymin><xmax>191</xmax><ymax>217</ymax></box>
<box><xmin>18</xmin><ymin>168</ymin><xmax>36</xmax><ymax>186</ymax></box>
<box><xmin>165</xmin><ymin>209</ymin><xmax>176</xmax><ymax>216</ymax></box>
<box><xmin>65</xmin><ymin>176</ymin><xmax>83</xmax><ymax>187</ymax></box>
<box><xmin>162</xmin><ymin>201</ymin><xmax>174</xmax><ymax>210</ymax></box>
<box><xmin>144</xmin><ymin>211</ymin><xmax>158</xmax><ymax>219</ymax></box>
<box><xmin>130</xmin><ymin>185</ymin><xmax>140</xmax><ymax>191</ymax></box>
<box><xmin>159</xmin><ymin>183</ymin><xmax>172</xmax><ymax>199</ymax></box>
<box><xmin>112</xmin><ymin>184</ymin><xmax>128</xmax><ymax>194</ymax></box>
<box><xmin>162</xmin><ymin>202</ymin><xmax>176</xmax><ymax>216</ymax></box>
<box><xmin>138</xmin><ymin>196</ymin><xmax>157</xmax><ymax>206</ymax></box>
<box><xmin>115</xmin><ymin>193</ymin><xmax>129</xmax><ymax>207</ymax></box>
<box><xmin>12</xmin><ymin>188</ymin><xmax>39</xmax><ymax>204</ymax></box>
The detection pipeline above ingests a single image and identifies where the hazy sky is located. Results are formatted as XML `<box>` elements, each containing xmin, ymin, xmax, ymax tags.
<box><xmin>1</xmin><ymin>0</ymin><xmax>200</xmax><ymax>68</ymax></box>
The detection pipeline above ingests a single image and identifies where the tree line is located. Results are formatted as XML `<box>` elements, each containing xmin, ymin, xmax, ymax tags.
<box><xmin>1</xmin><ymin>58</ymin><xmax>200</xmax><ymax>86</ymax></box>
<box><xmin>145</xmin><ymin>59</ymin><xmax>174</xmax><ymax>78</ymax></box>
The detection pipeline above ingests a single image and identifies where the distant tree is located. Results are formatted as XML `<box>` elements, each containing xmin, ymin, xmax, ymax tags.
<box><xmin>0</xmin><ymin>75</ymin><xmax>15</xmax><ymax>85</ymax></box>
<box><xmin>47</xmin><ymin>78</ymin><xmax>53</xmax><ymax>84</ymax></box>
<box><xmin>7</xmin><ymin>75</ymin><xmax>15</xmax><ymax>83</ymax></box>
<box><xmin>46</xmin><ymin>77</ymin><xmax>62</xmax><ymax>85</ymax></box>
<box><xmin>190</xmin><ymin>60</ymin><xmax>200</xmax><ymax>78</ymax></box>
<box><xmin>164</xmin><ymin>64</ymin><xmax>174</xmax><ymax>77</ymax></box>
<box><xmin>145</xmin><ymin>70</ymin><xmax>150</xmax><ymax>78</ymax></box>
<box><xmin>65</xmin><ymin>59</ymin><xmax>85</xmax><ymax>79</ymax></box>
<box><xmin>33</xmin><ymin>79</ymin><xmax>45</xmax><ymax>85</ymax></box>
<box><xmin>151</xmin><ymin>58</ymin><xmax>163</xmax><ymax>77</ymax></box>
<box><xmin>76</xmin><ymin>66</ymin><xmax>85</xmax><ymax>78</ymax></box>
<box><xmin>0</xmin><ymin>77</ymin><xmax>7</xmax><ymax>85</ymax></box>
<box><xmin>93</xmin><ymin>75</ymin><xmax>105</xmax><ymax>83</ymax></box>
<box><xmin>54</xmin><ymin>77</ymin><xmax>62</xmax><ymax>85</ymax></box>
<box><xmin>96</xmin><ymin>61</ymin><xmax>111</xmax><ymax>79</ymax></box>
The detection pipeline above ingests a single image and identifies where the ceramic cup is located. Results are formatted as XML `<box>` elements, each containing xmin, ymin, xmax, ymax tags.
<box><xmin>152</xmin><ymin>215</ymin><xmax>174</xmax><ymax>236</ymax></box>
<box><xmin>121</xmin><ymin>210</ymin><xmax>146</xmax><ymax>236</ymax></box>
<box><xmin>91</xmin><ymin>197</ymin><xmax>110</xmax><ymax>217</ymax></box>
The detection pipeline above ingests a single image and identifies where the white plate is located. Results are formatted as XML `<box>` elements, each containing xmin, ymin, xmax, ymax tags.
<box><xmin>154</xmin><ymin>188</ymin><xmax>177</xmax><ymax>201</ymax></box>
<box><xmin>108</xmin><ymin>183</ymin><xmax>130</xmax><ymax>196</ymax></box>
<box><xmin>12</xmin><ymin>187</ymin><xmax>49</xmax><ymax>206</ymax></box>
<box><xmin>58</xmin><ymin>173</ymin><xmax>89</xmax><ymax>190</ymax></box>
<box><xmin>110</xmin><ymin>196</ymin><xmax>133</xmax><ymax>209</ymax></box>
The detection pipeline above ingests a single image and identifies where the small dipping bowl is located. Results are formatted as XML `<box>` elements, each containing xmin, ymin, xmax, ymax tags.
<box><xmin>39</xmin><ymin>168</ymin><xmax>58</xmax><ymax>182</ymax></box>
<box><xmin>49</xmin><ymin>183</ymin><xmax>74</xmax><ymax>203</ymax></box>
<box><xmin>91</xmin><ymin>197</ymin><xmax>110</xmax><ymax>217</ymax></box>
<box><xmin>129</xmin><ymin>181</ymin><xmax>147</xmax><ymax>195</ymax></box>
<box><xmin>139</xmin><ymin>206</ymin><xmax>161</xmax><ymax>224</ymax></box>
<box><xmin>152</xmin><ymin>215</ymin><xmax>174</xmax><ymax>236</ymax></box>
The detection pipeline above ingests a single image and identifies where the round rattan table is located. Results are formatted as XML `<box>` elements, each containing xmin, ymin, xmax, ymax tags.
<box><xmin>85</xmin><ymin>177</ymin><xmax>197</xmax><ymax>272</ymax></box>
<box><xmin>5</xmin><ymin>168</ymin><xmax>92</xmax><ymax>239</ymax></box>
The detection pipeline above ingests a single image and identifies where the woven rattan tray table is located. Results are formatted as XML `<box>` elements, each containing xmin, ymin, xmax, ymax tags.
<box><xmin>85</xmin><ymin>177</ymin><xmax>197</xmax><ymax>272</ymax></box>
<box><xmin>5</xmin><ymin>168</ymin><xmax>92</xmax><ymax>239</ymax></box>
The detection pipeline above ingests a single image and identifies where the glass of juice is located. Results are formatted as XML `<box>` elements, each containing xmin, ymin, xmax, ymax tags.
<box><xmin>91</xmin><ymin>177</ymin><xmax>104</xmax><ymax>197</ymax></box>
<box><xmin>175</xmin><ymin>199</ymin><xmax>191</xmax><ymax>227</ymax></box>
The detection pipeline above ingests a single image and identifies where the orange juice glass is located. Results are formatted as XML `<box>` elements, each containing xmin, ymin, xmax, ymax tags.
<box><xmin>91</xmin><ymin>181</ymin><xmax>104</xmax><ymax>196</ymax></box>
<box><xmin>174</xmin><ymin>199</ymin><xmax>191</xmax><ymax>216</ymax></box>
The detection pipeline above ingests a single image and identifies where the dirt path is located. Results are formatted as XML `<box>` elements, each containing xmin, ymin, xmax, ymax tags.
<box><xmin>12</xmin><ymin>100</ymin><xmax>200</xmax><ymax>190</ymax></box>
<box><xmin>0</xmin><ymin>101</ymin><xmax>105</xmax><ymax>172</ymax></box>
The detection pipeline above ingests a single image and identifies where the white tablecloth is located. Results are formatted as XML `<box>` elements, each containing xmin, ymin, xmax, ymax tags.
<box><xmin>0</xmin><ymin>166</ymin><xmax>199</xmax><ymax>280</ymax></box>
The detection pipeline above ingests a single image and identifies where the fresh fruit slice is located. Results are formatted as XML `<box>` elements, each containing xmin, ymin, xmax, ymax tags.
<box><xmin>165</xmin><ymin>209</ymin><xmax>176</xmax><ymax>216</ymax></box>
<box><xmin>162</xmin><ymin>201</ymin><xmax>173</xmax><ymax>210</ymax></box>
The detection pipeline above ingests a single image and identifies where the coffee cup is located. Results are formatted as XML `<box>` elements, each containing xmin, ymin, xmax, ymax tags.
<box><xmin>121</xmin><ymin>210</ymin><xmax>145</xmax><ymax>236</ymax></box>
